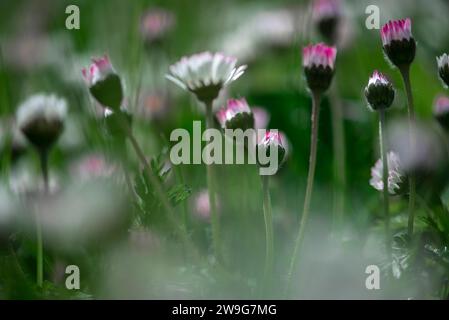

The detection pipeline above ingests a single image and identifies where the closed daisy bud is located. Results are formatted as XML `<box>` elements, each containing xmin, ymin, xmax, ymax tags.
<box><xmin>82</xmin><ymin>55</ymin><xmax>123</xmax><ymax>110</ymax></box>
<box><xmin>303</xmin><ymin>43</ymin><xmax>337</xmax><ymax>94</ymax></box>
<box><xmin>370</xmin><ymin>151</ymin><xmax>405</xmax><ymax>195</ymax></box>
<box><xmin>312</xmin><ymin>0</ymin><xmax>342</xmax><ymax>43</ymax></box>
<box><xmin>436</xmin><ymin>53</ymin><xmax>449</xmax><ymax>88</ymax></box>
<box><xmin>17</xmin><ymin>93</ymin><xmax>67</xmax><ymax>150</ymax></box>
<box><xmin>364</xmin><ymin>70</ymin><xmax>395</xmax><ymax>111</ymax></box>
<box><xmin>257</xmin><ymin>130</ymin><xmax>286</xmax><ymax>170</ymax></box>
<box><xmin>381</xmin><ymin>18</ymin><xmax>416</xmax><ymax>68</ymax></box>
<box><xmin>433</xmin><ymin>95</ymin><xmax>449</xmax><ymax>130</ymax></box>
<box><xmin>216</xmin><ymin>98</ymin><xmax>254</xmax><ymax>130</ymax></box>
<box><xmin>166</xmin><ymin>52</ymin><xmax>246</xmax><ymax>104</ymax></box>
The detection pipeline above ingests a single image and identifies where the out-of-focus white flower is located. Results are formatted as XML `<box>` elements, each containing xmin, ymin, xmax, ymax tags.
<box><xmin>433</xmin><ymin>95</ymin><xmax>449</xmax><ymax>117</ymax></box>
<box><xmin>193</xmin><ymin>189</ymin><xmax>220</xmax><ymax>221</ymax></box>
<box><xmin>166</xmin><ymin>52</ymin><xmax>246</xmax><ymax>103</ymax></box>
<box><xmin>370</xmin><ymin>151</ymin><xmax>404</xmax><ymax>195</ymax></box>
<box><xmin>23</xmin><ymin>179</ymin><xmax>129</xmax><ymax>252</ymax></box>
<box><xmin>9</xmin><ymin>166</ymin><xmax>59</xmax><ymax>196</ymax></box>
<box><xmin>129</xmin><ymin>228</ymin><xmax>161</xmax><ymax>252</ymax></box>
<box><xmin>134</xmin><ymin>91</ymin><xmax>169</xmax><ymax>121</ymax></box>
<box><xmin>313</xmin><ymin>0</ymin><xmax>342</xmax><ymax>22</ymax></box>
<box><xmin>140</xmin><ymin>8</ymin><xmax>175</xmax><ymax>43</ymax></box>
<box><xmin>312</xmin><ymin>0</ymin><xmax>343</xmax><ymax>43</ymax></box>
<box><xmin>70</xmin><ymin>154</ymin><xmax>117</xmax><ymax>181</ymax></box>
<box><xmin>388</xmin><ymin>120</ymin><xmax>444</xmax><ymax>173</ymax></box>
<box><xmin>17</xmin><ymin>93</ymin><xmax>67</xmax><ymax>149</ymax></box>
<box><xmin>220</xmin><ymin>8</ymin><xmax>297</xmax><ymax>62</ymax></box>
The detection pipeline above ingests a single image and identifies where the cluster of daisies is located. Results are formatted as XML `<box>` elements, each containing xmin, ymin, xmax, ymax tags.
<box><xmin>9</xmin><ymin>0</ymin><xmax>449</xmax><ymax>293</ymax></box>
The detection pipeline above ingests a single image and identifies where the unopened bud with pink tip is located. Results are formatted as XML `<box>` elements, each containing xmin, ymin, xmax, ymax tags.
<box><xmin>82</xmin><ymin>55</ymin><xmax>123</xmax><ymax>110</ymax></box>
<box><xmin>381</xmin><ymin>18</ymin><xmax>416</xmax><ymax>69</ymax></box>
<box><xmin>303</xmin><ymin>43</ymin><xmax>337</xmax><ymax>94</ymax></box>
<box><xmin>216</xmin><ymin>98</ymin><xmax>254</xmax><ymax>131</ymax></box>
<box><xmin>256</xmin><ymin>130</ymin><xmax>287</xmax><ymax>172</ymax></box>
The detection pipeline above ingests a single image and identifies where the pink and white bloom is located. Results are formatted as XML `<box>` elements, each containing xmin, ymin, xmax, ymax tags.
<box><xmin>216</xmin><ymin>98</ymin><xmax>252</xmax><ymax>128</ymax></box>
<box><xmin>380</xmin><ymin>18</ymin><xmax>412</xmax><ymax>47</ymax></box>
<box><xmin>82</xmin><ymin>55</ymin><xmax>115</xmax><ymax>87</ymax></box>
<box><xmin>166</xmin><ymin>52</ymin><xmax>246</xmax><ymax>96</ymax></box>
<box><xmin>433</xmin><ymin>95</ymin><xmax>449</xmax><ymax>116</ymax></box>
<box><xmin>302</xmin><ymin>43</ymin><xmax>337</xmax><ymax>70</ymax></box>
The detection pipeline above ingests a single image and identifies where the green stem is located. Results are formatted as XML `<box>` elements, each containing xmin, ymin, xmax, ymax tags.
<box><xmin>329</xmin><ymin>86</ymin><xmax>346</xmax><ymax>234</ymax></box>
<box><xmin>36</xmin><ymin>149</ymin><xmax>48</xmax><ymax>288</ymax></box>
<box><xmin>399</xmin><ymin>65</ymin><xmax>416</xmax><ymax>238</ymax></box>
<box><xmin>261</xmin><ymin>175</ymin><xmax>274</xmax><ymax>289</ymax></box>
<box><xmin>123</xmin><ymin>120</ymin><xmax>198</xmax><ymax>258</ymax></box>
<box><xmin>174</xmin><ymin>164</ymin><xmax>189</xmax><ymax>229</ymax></box>
<box><xmin>286</xmin><ymin>91</ymin><xmax>321</xmax><ymax>295</ymax></box>
<box><xmin>379</xmin><ymin>110</ymin><xmax>391</xmax><ymax>262</ymax></box>
<box><xmin>204</xmin><ymin>103</ymin><xmax>221</xmax><ymax>262</ymax></box>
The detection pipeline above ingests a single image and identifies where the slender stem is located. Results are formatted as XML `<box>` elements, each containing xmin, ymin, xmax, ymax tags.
<box><xmin>379</xmin><ymin>110</ymin><xmax>391</xmax><ymax>262</ymax></box>
<box><xmin>286</xmin><ymin>91</ymin><xmax>321</xmax><ymax>295</ymax></box>
<box><xmin>204</xmin><ymin>103</ymin><xmax>221</xmax><ymax>262</ymax></box>
<box><xmin>399</xmin><ymin>65</ymin><xmax>416</xmax><ymax>238</ymax></box>
<box><xmin>261</xmin><ymin>175</ymin><xmax>274</xmax><ymax>288</ymax></box>
<box><xmin>174</xmin><ymin>164</ymin><xmax>189</xmax><ymax>229</ymax></box>
<box><xmin>36</xmin><ymin>149</ymin><xmax>48</xmax><ymax>288</ymax></box>
<box><xmin>123</xmin><ymin>120</ymin><xmax>198</xmax><ymax>258</ymax></box>
<box><xmin>329</xmin><ymin>86</ymin><xmax>346</xmax><ymax>234</ymax></box>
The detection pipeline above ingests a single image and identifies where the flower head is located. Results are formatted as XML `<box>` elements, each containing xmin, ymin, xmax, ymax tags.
<box><xmin>381</xmin><ymin>19</ymin><xmax>416</xmax><ymax>68</ymax></box>
<box><xmin>140</xmin><ymin>8</ymin><xmax>175</xmax><ymax>44</ymax></box>
<box><xmin>370</xmin><ymin>151</ymin><xmax>404</xmax><ymax>195</ymax></box>
<box><xmin>303</xmin><ymin>43</ymin><xmax>337</xmax><ymax>93</ymax></box>
<box><xmin>256</xmin><ymin>130</ymin><xmax>287</xmax><ymax>171</ymax></box>
<box><xmin>17</xmin><ymin>93</ymin><xmax>67</xmax><ymax>150</ymax></box>
<box><xmin>433</xmin><ymin>95</ymin><xmax>449</xmax><ymax>130</ymax></box>
<box><xmin>364</xmin><ymin>70</ymin><xmax>395</xmax><ymax>111</ymax></box>
<box><xmin>166</xmin><ymin>52</ymin><xmax>246</xmax><ymax>103</ymax></box>
<box><xmin>437</xmin><ymin>53</ymin><xmax>449</xmax><ymax>88</ymax></box>
<box><xmin>82</xmin><ymin>55</ymin><xmax>123</xmax><ymax>110</ymax></box>
<box><xmin>216</xmin><ymin>98</ymin><xmax>254</xmax><ymax>130</ymax></box>
<box><xmin>312</xmin><ymin>0</ymin><xmax>342</xmax><ymax>43</ymax></box>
